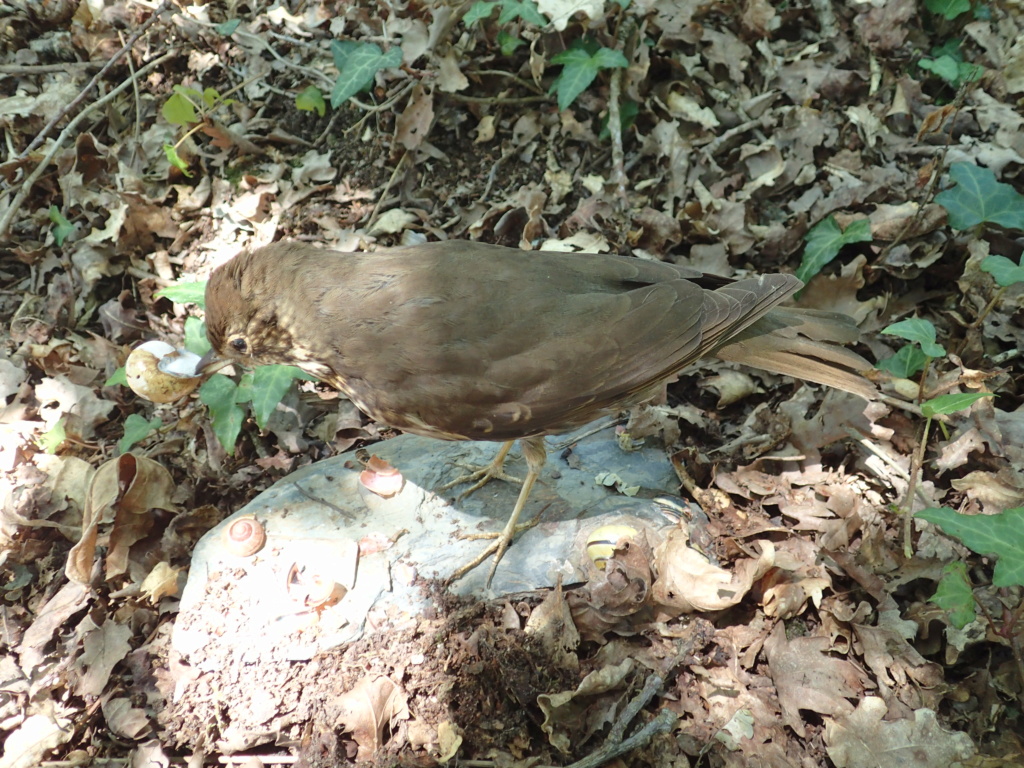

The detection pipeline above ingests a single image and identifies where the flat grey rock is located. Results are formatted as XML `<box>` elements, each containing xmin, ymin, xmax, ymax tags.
<box><xmin>173</xmin><ymin>420</ymin><xmax>685</xmax><ymax>665</ymax></box>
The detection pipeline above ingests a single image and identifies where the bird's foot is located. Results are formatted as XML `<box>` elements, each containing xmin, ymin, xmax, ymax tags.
<box><xmin>446</xmin><ymin>512</ymin><xmax>543</xmax><ymax>585</ymax></box>
<box><xmin>437</xmin><ymin>441</ymin><xmax>519</xmax><ymax>501</ymax></box>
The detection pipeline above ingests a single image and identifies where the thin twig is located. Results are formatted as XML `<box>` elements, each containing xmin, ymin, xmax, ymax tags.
<box><xmin>0</xmin><ymin>52</ymin><xmax>175</xmax><ymax>239</ymax></box>
<box><xmin>19</xmin><ymin>0</ymin><xmax>173</xmax><ymax>158</ymax></box>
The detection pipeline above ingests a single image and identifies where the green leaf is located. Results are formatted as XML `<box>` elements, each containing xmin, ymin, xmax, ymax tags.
<box><xmin>875</xmin><ymin>344</ymin><xmax>928</xmax><ymax>378</ymax></box>
<box><xmin>162</xmin><ymin>92</ymin><xmax>197</xmax><ymax>126</ymax></box>
<box><xmin>496</xmin><ymin>0</ymin><xmax>547</xmax><ymax>25</ymax></box>
<box><xmin>917</xmin><ymin>507</ymin><xmax>1024</xmax><ymax>588</ymax></box>
<box><xmin>106</xmin><ymin>366</ymin><xmax>128</xmax><ymax>387</ymax></box>
<box><xmin>980</xmin><ymin>255</ymin><xmax>1024</xmax><ymax>287</ymax></box>
<box><xmin>215</xmin><ymin>18</ymin><xmax>241</xmax><ymax>35</ymax></box>
<box><xmin>156</xmin><ymin>280</ymin><xmax>207</xmax><ymax>307</ymax></box>
<box><xmin>119</xmin><ymin>413</ymin><xmax>163</xmax><ymax>453</ymax></box>
<box><xmin>199</xmin><ymin>374</ymin><xmax>246</xmax><ymax>454</ymax></box>
<box><xmin>598</xmin><ymin>99</ymin><xmax>639</xmax><ymax>141</ymax></box>
<box><xmin>49</xmin><ymin>205</ymin><xmax>74</xmax><ymax>246</ymax></box>
<box><xmin>924</xmin><ymin>0</ymin><xmax>971</xmax><ymax>20</ymax></box>
<box><xmin>465</xmin><ymin>1</ymin><xmax>498</xmax><ymax>25</ymax></box>
<box><xmin>497</xmin><ymin>30</ymin><xmax>524</xmax><ymax>56</ymax></box>
<box><xmin>919</xmin><ymin>55</ymin><xmax>962</xmax><ymax>83</ymax></box>
<box><xmin>549</xmin><ymin>44</ymin><xmax>627</xmax><ymax>112</ymax></box>
<box><xmin>921</xmin><ymin>392</ymin><xmax>995</xmax><ymax>417</ymax></box>
<box><xmin>795</xmin><ymin>217</ymin><xmax>872</xmax><ymax>285</ymax></box>
<box><xmin>202</xmin><ymin>87</ymin><xmax>222</xmax><ymax>109</ymax></box>
<box><xmin>37</xmin><ymin>417</ymin><xmax>66</xmax><ymax>453</ymax></box>
<box><xmin>247</xmin><ymin>365</ymin><xmax>309</xmax><ymax>429</ymax></box>
<box><xmin>162</xmin><ymin>144</ymin><xmax>193</xmax><ymax>178</ymax></box>
<box><xmin>330</xmin><ymin>41</ymin><xmax>404</xmax><ymax>107</ymax></box>
<box><xmin>881</xmin><ymin>318</ymin><xmax>946</xmax><ymax>358</ymax></box>
<box><xmin>184</xmin><ymin>316</ymin><xmax>211</xmax><ymax>356</ymax></box>
<box><xmin>296</xmin><ymin>86</ymin><xmax>326</xmax><ymax>117</ymax></box>
<box><xmin>931</xmin><ymin>562</ymin><xmax>976</xmax><ymax>628</ymax></box>
<box><xmin>934</xmin><ymin>163</ymin><xmax>1024</xmax><ymax>231</ymax></box>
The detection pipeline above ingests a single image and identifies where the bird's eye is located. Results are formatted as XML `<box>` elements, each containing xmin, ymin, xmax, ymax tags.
<box><xmin>230</xmin><ymin>338</ymin><xmax>248</xmax><ymax>354</ymax></box>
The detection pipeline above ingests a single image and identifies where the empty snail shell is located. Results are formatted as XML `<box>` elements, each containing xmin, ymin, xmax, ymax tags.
<box><xmin>586</xmin><ymin>524</ymin><xmax>640</xmax><ymax>570</ymax></box>
<box><xmin>224</xmin><ymin>516</ymin><xmax>266</xmax><ymax>557</ymax></box>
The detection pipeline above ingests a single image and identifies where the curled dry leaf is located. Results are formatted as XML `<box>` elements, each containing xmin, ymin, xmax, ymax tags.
<box><xmin>334</xmin><ymin>675</ymin><xmax>410</xmax><ymax>762</ymax></box>
<box><xmin>652</xmin><ymin>529</ymin><xmax>775</xmax><ymax>613</ymax></box>
<box><xmin>65</xmin><ymin>453</ymin><xmax>176</xmax><ymax>583</ymax></box>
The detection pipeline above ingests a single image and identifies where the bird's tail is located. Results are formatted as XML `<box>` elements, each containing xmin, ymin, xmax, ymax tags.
<box><xmin>713</xmin><ymin>307</ymin><xmax>876</xmax><ymax>399</ymax></box>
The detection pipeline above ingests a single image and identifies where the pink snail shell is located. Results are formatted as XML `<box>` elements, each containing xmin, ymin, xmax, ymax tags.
<box><xmin>224</xmin><ymin>516</ymin><xmax>266</xmax><ymax>557</ymax></box>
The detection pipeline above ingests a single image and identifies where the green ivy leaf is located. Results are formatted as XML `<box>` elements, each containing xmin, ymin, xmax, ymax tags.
<box><xmin>934</xmin><ymin>163</ymin><xmax>1024</xmax><ymax>231</ymax></box>
<box><xmin>598</xmin><ymin>99</ymin><xmax>639</xmax><ymax>141</ymax></box>
<box><xmin>199</xmin><ymin>374</ymin><xmax>246</xmax><ymax>454</ymax></box>
<box><xmin>106</xmin><ymin>366</ymin><xmax>128</xmax><ymax>387</ymax></box>
<box><xmin>980</xmin><ymin>255</ymin><xmax>1024</xmax><ymax>287</ymax></box>
<box><xmin>215</xmin><ymin>18</ymin><xmax>241</xmax><ymax>35</ymax></box>
<box><xmin>37</xmin><ymin>417</ymin><xmax>66</xmax><ymax>453</ymax></box>
<box><xmin>881</xmin><ymin>318</ymin><xmax>946</xmax><ymax>358</ymax></box>
<box><xmin>184</xmin><ymin>316</ymin><xmax>211</xmax><ymax>356</ymax></box>
<box><xmin>921</xmin><ymin>392</ymin><xmax>994</xmax><ymax>418</ymax></box>
<box><xmin>931</xmin><ymin>562</ymin><xmax>976</xmax><ymax>628</ymax></box>
<box><xmin>330</xmin><ymin>41</ymin><xmax>403</xmax><ymax>107</ymax></box>
<box><xmin>465</xmin><ymin>1</ymin><xmax>498</xmax><ymax>25</ymax></box>
<box><xmin>163</xmin><ymin>144</ymin><xmax>193</xmax><ymax>178</ymax></box>
<box><xmin>49</xmin><ymin>205</ymin><xmax>74</xmax><ymax>246</ymax></box>
<box><xmin>119</xmin><ymin>414</ymin><xmax>163</xmax><ymax>453</ymax></box>
<box><xmin>247</xmin><ymin>365</ymin><xmax>310</xmax><ymax>429</ymax></box>
<box><xmin>924</xmin><ymin>0</ymin><xmax>971</xmax><ymax>19</ymax></box>
<box><xmin>549</xmin><ymin>44</ymin><xmax>627</xmax><ymax>112</ymax></box>
<box><xmin>917</xmin><ymin>507</ymin><xmax>1024</xmax><ymax>588</ymax></box>
<box><xmin>156</xmin><ymin>281</ymin><xmax>207</xmax><ymax>307</ymax></box>
<box><xmin>296</xmin><ymin>86</ymin><xmax>326</xmax><ymax>117</ymax></box>
<box><xmin>875</xmin><ymin>344</ymin><xmax>929</xmax><ymax>378</ymax></box>
<box><xmin>496</xmin><ymin>0</ymin><xmax>547</xmax><ymax>25</ymax></box>
<box><xmin>497</xmin><ymin>30</ymin><xmax>524</xmax><ymax>56</ymax></box>
<box><xmin>795</xmin><ymin>216</ymin><xmax>872</xmax><ymax>286</ymax></box>
<box><xmin>162</xmin><ymin>92</ymin><xmax>197</xmax><ymax>126</ymax></box>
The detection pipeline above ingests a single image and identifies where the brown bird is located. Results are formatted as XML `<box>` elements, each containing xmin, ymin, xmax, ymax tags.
<box><xmin>201</xmin><ymin>240</ymin><xmax>874</xmax><ymax>585</ymax></box>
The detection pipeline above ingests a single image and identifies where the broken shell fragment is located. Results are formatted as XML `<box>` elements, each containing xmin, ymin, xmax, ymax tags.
<box><xmin>359</xmin><ymin>455</ymin><xmax>404</xmax><ymax>497</ymax></box>
<box><xmin>586</xmin><ymin>524</ymin><xmax>641</xmax><ymax>570</ymax></box>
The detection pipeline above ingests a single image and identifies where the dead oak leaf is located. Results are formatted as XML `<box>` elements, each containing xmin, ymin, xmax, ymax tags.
<box><xmin>824</xmin><ymin>696</ymin><xmax>975</xmax><ymax>768</ymax></box>
<box><xmin>74</xmin><ymin>616</ymin><xmax>132</xmax><ymax>697</ymax></box>
<box><xmin>765</xmin><ymin>622</ymin><xmax>866</xmax><ymax>738</ymax></box>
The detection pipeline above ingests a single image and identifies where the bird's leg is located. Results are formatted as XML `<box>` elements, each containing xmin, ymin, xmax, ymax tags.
<box><xmin>446</xmin><ymin>436</ymin><xmax>547</xmax><ymax>587</ymax></box>
<box><xmin>437</xmin><ymin>439</ymin><xmax>519</xmax><ymax>499</ymax></box>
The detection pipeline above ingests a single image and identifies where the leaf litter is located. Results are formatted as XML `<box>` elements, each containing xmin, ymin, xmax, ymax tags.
<box><xmin>1</xmin><ymin>0</ymin><xmax>1023</xmax><ymax>766</ymax></box>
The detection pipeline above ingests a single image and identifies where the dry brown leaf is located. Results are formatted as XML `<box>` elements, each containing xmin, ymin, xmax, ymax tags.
<box><xmin>537</xmin><ymin>659</ymin><xmax>633</xmax><ymax>754</ymax></box>
<box><xmin>824</xmin><ymin>697</ymin><xmax>975</xmax><ymax>768</ymax></box>
<box><xmin>765</xmin><ymin>623</ymin><xmax>865</xmax><ymax>738</ymax></box>
<box><xmin>16</xmin><ymin>580</ymin><xmax>91</xmax><ymax>675</ymax></box>
<box><xmin>395</xmin><ymin>84</ymin><xmax>435</xmax><ymax>152</ymax></box>
<box><xmin>334</xmin><ymin>676</ymin><xmax>410</xmax><ymax>761</ymax></box>
<box><xmin>74</xmin><ymin>616</ymin><xmax>132</xmax><ymax>697</ymax></box>
<box><xmin>652</xmin><ymin>529</ymin><xmax>775</xmax><ymax>613</ymax></box>
<box><xmin>525</xmin><ymin>580</ymin><xmax>579</xmax><ymax>672</ymax></box>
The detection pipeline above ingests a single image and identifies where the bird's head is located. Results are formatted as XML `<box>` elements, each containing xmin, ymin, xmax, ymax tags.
<box><xmin>200</xmin><ymin>247</ymin><xmax>308</xmax><ymax>373</ymax></box>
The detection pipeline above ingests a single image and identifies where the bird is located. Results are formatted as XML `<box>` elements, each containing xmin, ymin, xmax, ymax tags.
<box><xmin>200</xmin><ymin>240</ymin><xmax>875</xmax><ymax>586</ymax></box>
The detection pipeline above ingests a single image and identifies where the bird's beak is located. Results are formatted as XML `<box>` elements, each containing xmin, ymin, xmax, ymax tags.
<box><xmin>197</xmin><ymin>348</ymin><xmax>223</xmax><ymax>375</ymax></box>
